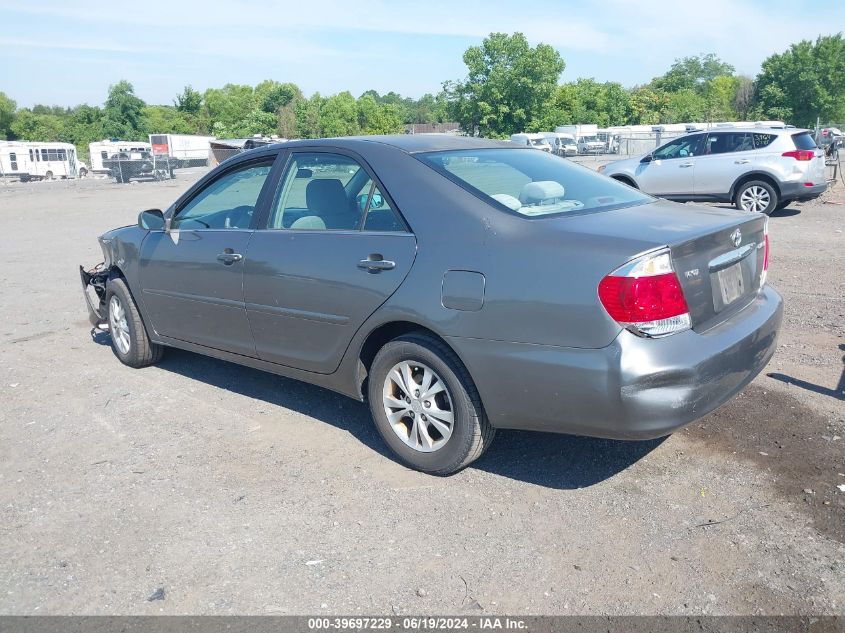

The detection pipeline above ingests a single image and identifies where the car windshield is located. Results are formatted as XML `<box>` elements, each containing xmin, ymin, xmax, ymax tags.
<box><xmin>531</xmin><ymin>139</ymin><xmax>546</xmax><ymax>146</ymax></box>
<box><xmin>418</xmin><ymin>148</ymin><xmax>652</xmax><ymax>218</ymax></box>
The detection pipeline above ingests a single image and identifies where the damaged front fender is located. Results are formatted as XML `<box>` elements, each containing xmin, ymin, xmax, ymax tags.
<box><xmin>80</xmin><ymin>263</ymin><xmax>109</xmax><ymax>327</ymax></box>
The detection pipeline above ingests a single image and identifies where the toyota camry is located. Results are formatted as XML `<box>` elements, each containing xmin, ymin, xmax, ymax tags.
<box><xmin>81</xmin><ymin>135</ymin><xmax>783</xmax><ymax>475</ymax></box>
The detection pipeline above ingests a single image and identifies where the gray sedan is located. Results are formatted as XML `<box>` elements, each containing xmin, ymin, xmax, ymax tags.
<box><xmin>81</xmin><ymin>135</ymin><xmax>782</xmax><ymax>475</ymax></box>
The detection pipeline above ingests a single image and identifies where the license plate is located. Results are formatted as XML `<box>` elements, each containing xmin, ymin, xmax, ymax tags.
<box><xmin>717</xmin><ymin>263</ymin><xmax>744</xmax><ymax>306</ymax></box>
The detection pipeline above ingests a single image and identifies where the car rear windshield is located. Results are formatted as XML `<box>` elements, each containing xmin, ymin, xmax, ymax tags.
<box><xmin>418</xmin><ymin>149</ymin><xmax>652</xmax><ymax>218</ymax></box>
<box><xmin>792</xmin><ymin>132</ymin><xmax>818</xmax><ymax>150</ymax></box>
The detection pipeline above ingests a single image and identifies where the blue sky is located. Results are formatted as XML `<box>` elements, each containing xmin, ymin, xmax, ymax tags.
<box><xmin>1</xmin><ymin>0</ymin><xmax>843</xmax><ymax>107</ymax></box>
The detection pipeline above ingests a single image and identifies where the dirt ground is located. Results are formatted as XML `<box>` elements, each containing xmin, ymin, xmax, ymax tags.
<box><xmin>0</xmin><ymin>168</ymin><xmax>843</xmax><ymax>615</ymax></box>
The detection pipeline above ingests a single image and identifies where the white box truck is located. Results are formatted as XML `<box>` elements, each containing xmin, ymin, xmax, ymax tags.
<box><xmin>149</xmin><ymin>134</ymin><xmax>215</xmax><ymax>167</ymax></box>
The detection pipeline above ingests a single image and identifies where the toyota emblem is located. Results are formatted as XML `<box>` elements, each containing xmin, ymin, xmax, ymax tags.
<box><xmin>730</xmin><ymin>228</ymin><xmax>742</xmax><ymax>247</ymax></box>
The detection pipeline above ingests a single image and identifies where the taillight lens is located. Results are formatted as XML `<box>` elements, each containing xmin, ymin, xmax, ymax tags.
<box><xmin>598</xmin><ymin>250</ymin><xmax>691</xmax><ymax>338</ymax></box>
<box><xmin>782</xmin><ymin>150</ymin><xmax>814</xmax><ymax>161</ymax></box>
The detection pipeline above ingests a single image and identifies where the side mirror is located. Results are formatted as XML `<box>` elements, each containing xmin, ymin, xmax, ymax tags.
<box><xmin>640</xmin><ymin>154</ymin><xmax>653</xmax><ymax>163</ymax></box>
<box><xmin>138</xmin><ymin>209</ymin><xmax>165</xmax><ymax>230</ymax></box>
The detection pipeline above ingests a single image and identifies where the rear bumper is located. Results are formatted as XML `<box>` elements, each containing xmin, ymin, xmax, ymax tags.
<box><xmin>781</xmin><ymin>181</ymin><xmax>827</xmax><ymax>202</ymax></box>
<box><xmin>451</xmin><ymin>285</ymin><xmax>783</xmax><ymax>440</ymax></box>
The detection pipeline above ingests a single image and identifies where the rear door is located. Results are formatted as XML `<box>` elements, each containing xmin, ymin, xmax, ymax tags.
<box><xmin>694</xmin><ymin>131</ymin><xmax>756</xmax><ymax>195</ymax></box>
<box><xmin>243</xmin><ymin>150</ymin><xmax>416</xmax><ymax>374</ymax></box>
<box><xmin>635</xmin><ymin>134</ymin><xmax>703</xmax><ymax>195</ymax></box>
<box><xmin>138</xmin><ymin>155</ymin><xmax>278</xmax><ymax>356</ymax></box>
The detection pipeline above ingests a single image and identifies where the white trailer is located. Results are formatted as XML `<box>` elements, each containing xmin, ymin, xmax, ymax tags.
<box><xmin>0</xmin><ymin>141</ymin><xmax>79</xmax><ymax>181</ymax></box>
<box><xmin>89</xmin><ymin>140</ymin><xmax>152</xmax><ymax>173</ymax></box>
<box><xmin>149</xmin><ymin>134</ymin><xmax>215</xmax><ymax>166</ymax></box>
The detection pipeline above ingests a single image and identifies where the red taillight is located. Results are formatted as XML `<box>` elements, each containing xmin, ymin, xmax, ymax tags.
<box><xmin>599</xmin><ymin>273</ymin><xmax>689</xmax><ymax>322</ymax></box>
<box><xmin>598</xmin><ymin>250</ymin><xmax>691</xmax><ymax>337</ymax></box>
<box><xmin>782</xmin><ymin>150</ymin><xmax>814</xmax><ymax>161</ymax></box>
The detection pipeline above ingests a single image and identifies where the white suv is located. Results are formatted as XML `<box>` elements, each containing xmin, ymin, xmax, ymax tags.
<box><xmin>599</xmin><ymin>128</ymin><xmax>827</xmax><ymax>214</ymax></box>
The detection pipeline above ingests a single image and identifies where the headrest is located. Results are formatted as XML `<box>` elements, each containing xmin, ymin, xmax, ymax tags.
<box><xmin>306</xmin><ymin>179</ymin><xmax>346</xmax><ymax>216</ymax></box>
<box><xmin>519</xmin><ymin>181</ymin><xmax>566</xmax><ymax>204</ymax></box>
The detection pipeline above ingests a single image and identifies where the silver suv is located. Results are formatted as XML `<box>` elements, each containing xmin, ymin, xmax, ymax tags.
<box><xmin>599</xmin><ymin>128</ymin><xmax>827</xmax><ymax>214</ymax></box>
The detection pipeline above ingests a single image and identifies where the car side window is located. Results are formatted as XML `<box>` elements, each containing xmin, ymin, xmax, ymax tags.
<box><xmin>704</xmin><ymin>132</ymin><xmax>753</xmax><ymax>155</ymax></box>
<box><xmin>753</xmin><ymin>133</ymin><xmax>777</xmax><ymax>149</ymax></box>
<box><xmin>653</xmin><ymin>134</ymin><xmax>703</xmax><ymax>160</ymax></box>
<box><xmin>172</xmin><ymin>160</ymin><xmax>274</xmax><ymax>230</ymax></box>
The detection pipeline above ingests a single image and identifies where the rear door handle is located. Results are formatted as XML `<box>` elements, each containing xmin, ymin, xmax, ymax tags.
<box><xmin>217</xmin><ymin>252</ymin><xmax>243</xmax><ymax>265</ymax></box>
<box><xmin>358</xmin><ymin>256</ymin><xmax>395</xmax><ymax>272</ymax></box>
<box><xmin>734</xmin><ymin>159</ymin><xmax>751</xmax><ymax>164</ymax></box>
<box><xmin>679</xmin><ymin>162</ymin><xmax>693</xmax><ymax>168</ymax></box>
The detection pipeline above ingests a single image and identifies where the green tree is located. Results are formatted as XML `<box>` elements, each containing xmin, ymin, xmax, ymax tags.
<box><xmin>652</xmin><ymin>53</ymin><xmax>735</xmax><ymax>93</ymax></box>
<box><xmin>294</xmin><ymin>93</ymin><xmax>324</xmax><ymax>138</ymax></box>
<box><xmin>754</xmin><ymin>33</ymin><xmax>845</xmax><ymax>126</ymax></box>
<box><xmin>357</xmin><ymin>94</ymin><xmax>404</xmax><ymax>134</ymax></box>
<box><xmin>202</xmin><ymin>83</ymin><xmax>254</xmax><ymax>134</ymax></box>
<box><xmin>732</xmin><ymin>76</ymin><xmax>756</xmax><ymax>119</ymax></box>
<box><xmin>102</xmin><ymin>80</ymin><xmax>147</xmax><ymax>139</ymax></box>
<box><xmin>10</xmin><ymin>110</ymin><xmax>64</xmax><ymax>141</ymax></box>
<box><xmin>702</xmin><ymin>75</ymin><xmax>739</xmax><ymax>121</ymax></box>
<box><xmin>175</xmin><ymin>85</ymin><xmax>202</xmax><ymax>114</ymax></box>
<box><xmin>319</xmin><ymin>91</ymin><xmax>360</xmax><ymax>137</ymax></box>
<box><xmin>143</xmin><ymin>105</ymin><xmax>194</xmax><ymax>135</ymax></box>
<box><xmin>628</xmin><ymin>86</ymin><xmax>667</xmax><ymax>125</ymax></box>
<box><xmin>530</xmin><ymin>79</ymin><xmax>630</xmax><ymax>130</ymax></box>
<box><xmin>664</xmin><ymin>89</ymin><xmax>707</xmax><ymax>122</ymax></box>
<box><xmin>254</xmin><ymin>80</ymin><xmax>302</xmax><ymax>115</ymax></box>
<box><xmin>0</xmin><ymin>91</ymin><xmax>16</xmax><ymax>139</ymax></box>
<box><xmin>445</xmin><ymin>32</ymin><xmax>565</xmax><ymax>137</ymax></box>
<box><xmin>59</xmin><ymin>104</ymin><xmax>105</xmax><ymax>151</ymax></box>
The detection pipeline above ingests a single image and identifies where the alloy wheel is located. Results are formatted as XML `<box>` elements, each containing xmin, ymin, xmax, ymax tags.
<box><xmin>108</xmin><ymin>295</ymin><xmax>131</xmax><ymax>355</ymax></box>
<box><xmin>382</xmin><ymin>361</ymin><xmax>454</xmax><ymax>452</ymax></box>
<box><xmin>740</xmin><ymin>186</ymin><xmax>770</xmax><ymax>213</ymax></box>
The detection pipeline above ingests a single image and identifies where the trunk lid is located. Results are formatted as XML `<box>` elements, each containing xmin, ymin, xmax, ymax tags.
<box><xmin>566</xmin><ymin>200</ymin><xmax>767</xmax><ymax>331</ymax></box>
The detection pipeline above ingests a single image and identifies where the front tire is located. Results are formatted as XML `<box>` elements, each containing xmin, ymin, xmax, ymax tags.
<box><xmin>105</xmin><ymin>278</ymin><xmax>163</xmax><ymax>368</ymax></box>
<box><xmin>368</xmin><ymin>333</ymin><xmax>494</xmax><ymax>475</ymax></box>
<box><xmin>735</xmin><ymin>180</ymin><xmax>778</xmax><ymax>214</ymax></box>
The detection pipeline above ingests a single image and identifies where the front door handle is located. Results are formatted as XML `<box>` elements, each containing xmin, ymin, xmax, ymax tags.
<box><xmin>679</xmin><ymin>162</ymin><xmax>694</xmax><ymax>168</ymax></box>
<box><xmin>358</xmin><ymin>255</ymin><xmax>395</xmax><ymax>272</ymax></box>
<box><xmin>217</xmin><ymin>252</ymin><xmax>243</xmax><ymax>265</ymax></box>
<box><xmin>734</xmin><ymin>159</ymin><xmax>751</xmax><ymax>164</ymax></box>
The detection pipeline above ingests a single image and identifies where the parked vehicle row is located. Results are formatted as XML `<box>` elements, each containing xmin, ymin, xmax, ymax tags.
<box><xmin>82</xmin><ymin>135</ymin><xmax>782</xmax><ymax>475</ymax></box>
<box><xmin>599</xmin><ymin>127</ymin><xmax>827</xmax><ymax>214</ymax></box>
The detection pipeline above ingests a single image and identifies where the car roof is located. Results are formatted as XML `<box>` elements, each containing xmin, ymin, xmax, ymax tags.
<box><xmin>685</xmin><ymin>127</ymin><xmax>809</xmax><ymax>135</ymax></box>
<box><xmin>265</xmin><ymin>134</ymin><xmax>516</xmax><ymax>154</ymax></box>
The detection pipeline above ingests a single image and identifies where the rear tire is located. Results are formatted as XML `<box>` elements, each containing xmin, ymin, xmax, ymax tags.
<box><xmin>735</xmin><ymin>180</ymin><xmax>778</xmax><ymax>215</ymax></box>
<box><xmin>105</xmin><ymin>278</ymin><xmax>163</xmax><ymax>368</ymax></box>
<box><xmin>368</xmin><ymin>333</ymin><xmax>494</xmax><ymax>475</ymax></box>
<box><xmin>44</xmin><ymin>171</ymin><xmax>53</xmax><ymax>180</ymax></box>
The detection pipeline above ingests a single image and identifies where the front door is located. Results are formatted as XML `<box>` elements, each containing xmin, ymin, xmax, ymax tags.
<box><xmin>244</xmin><ymin>151</ymin><xmax>417</xmax><ymax>374</ymax></box>
<box><xmin>138</xmin><ymin>157</ymin><xmax>277</xmax><ymax>356</ymax></box>
<box><xmin>634</xmin><ymin>133</ymin><xmax>704</xmax><ymax>196</ymax></box>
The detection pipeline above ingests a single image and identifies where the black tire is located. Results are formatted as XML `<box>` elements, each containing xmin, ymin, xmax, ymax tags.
<box><xmin>735</xmin><ymin>180</ymin><xmax>778</xmax><ymax>215</ymax></box>
<box><xmin>105</xmin><ymin>278</ymin><xmax>163</xmax><ymax>368</ymax></box>
<box><xmin>79</xmin><ymin>168</ymin><xmax>88</xmax><ymax>178</ymax></box>
<box><xmin>44</xmin><ymin>171</ymin><xmax>53</xmax><ymax>180</ymax></box>
<box><xmin>775</xmin><ymin>200</ymin><xmax>790</xmax><ymax>211</ymax></box>
<box><xmin>367</xmin><ymin>333</ymin><xmax>494</xmax><ymax>475</ymax></box>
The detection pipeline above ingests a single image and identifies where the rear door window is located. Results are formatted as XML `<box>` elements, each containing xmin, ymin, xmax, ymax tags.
<box><xmin>703</xmin><ymin>132</ymin><xmax>754</xmax><ymax>155</ymax></box>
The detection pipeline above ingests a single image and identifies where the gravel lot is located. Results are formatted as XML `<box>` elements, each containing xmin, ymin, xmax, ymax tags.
<box><xmin>0</xmin><ymin>168</ymin><xmax>843</xmax><ymax>615</ymax></box>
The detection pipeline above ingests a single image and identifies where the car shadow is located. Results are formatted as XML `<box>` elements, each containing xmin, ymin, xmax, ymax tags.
<box><xmin>766</xmin><ymin>343</ymin><xmax>845</xmax><ymax>402</ymax></box>
<box><xmin>769</xmin><ymin>206</ymin><xmax>801</xmax><ymax>217</ymax></box>
<box><xmin>145</xmin><ymin>347</ymin><xmax>662</xmax><ymax>489</ymax></box>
